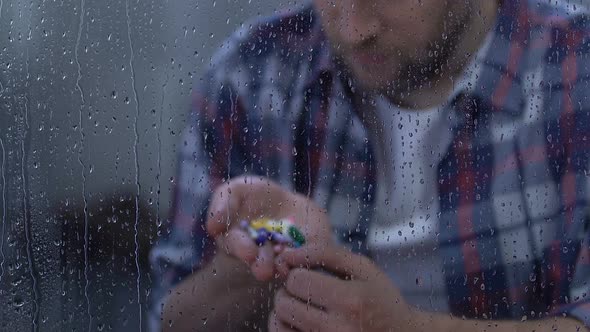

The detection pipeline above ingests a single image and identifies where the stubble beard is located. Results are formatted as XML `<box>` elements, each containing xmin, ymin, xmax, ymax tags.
<box><xmin>351</xmin><ymin>2</ymin><xmax>475</xmax><ymax>103</ymax></box>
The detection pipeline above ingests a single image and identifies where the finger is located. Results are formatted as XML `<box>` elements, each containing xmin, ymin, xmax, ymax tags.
<box><xmin>274</xmin><ymin>288</ymin><xmax>331</xmax><ymax>332</ymax></box>
<box><xmin>294</xmin><ymin>206</ymin><xmax>331</xmax><ymax>243</ymax></box>
<box><xmin>220</xmin><ymin>228</ymin><xmax>276</xmax><ymax>281</ymax></box>
<box><xmin>274</xmin><ymin>244</ymin><xmax>285</xmax><ymax>254</ymax></box>
<box><xmin>250</xmin><ymin>241</ymin><xmax>275</xmax><ymax>281</ymax></box>
<box><xmin>274</xmin><ymin>255</ymin><xmax>290</xmax><ymax>279</ymax></box>
<box><xmin>207</xmin><ymin>176</ymin><xmax>288</xmax><ymax>237</ymax></box>
<box><xmin>220</xmin><ymin>228</ymin><xmax>258</xmax><ymax>264</ymax></box>
<box><xmin>278</xmin><ymin>244</ymin><xmax>378</xmax><ymax>280</ymax></box>
<box><xmin>206</xmin><ymin>181</ymin><xmax>243</xmax><ymax>237</ymax></box>
<box><xmin>284</xmin><ymin>268</ymin><xmax>351</xmax><ymax>311</ymax></box>
<box><xmin>268</xmin><ymin>310</ymin><xmax>297</xmax><ymax>332</ymax></box>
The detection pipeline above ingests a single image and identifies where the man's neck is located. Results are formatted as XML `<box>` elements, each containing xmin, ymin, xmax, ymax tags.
<box><xmin>392</xmin><ymin>1</ymin><xmax>499</xmax><ymax>110</ymax></box>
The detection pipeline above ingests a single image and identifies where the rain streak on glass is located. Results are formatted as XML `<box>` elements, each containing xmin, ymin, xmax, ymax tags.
<box><xmin>74</xmin><ymin>0</ymin><xmax>92</xmax><ymax>329</ymax></box>
<box><xmin>124</xmin><ymin>0</ymin><xmax>143</xmax><ymax>328</ymax></box>
<box><xmin>0</xmin><ymin>137</ymin><xmax>5</xmax><ymax>282</ymax></box>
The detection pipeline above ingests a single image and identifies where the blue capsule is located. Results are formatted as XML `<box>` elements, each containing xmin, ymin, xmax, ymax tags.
<box><xmin>255</xmin><ymin>228</ymin><xmax>270</xmax><ymax>246</ymax></box>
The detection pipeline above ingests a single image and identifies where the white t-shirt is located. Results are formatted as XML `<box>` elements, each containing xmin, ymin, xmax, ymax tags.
<box><xmin>367</xmin><ymin>97</ymin><xmax>452</xmax><ymax>312</ymax></box>
<box><xmin>363</xmin><ymin>29</ymin><xmax>493</xmax><ymax>313</ymax></box>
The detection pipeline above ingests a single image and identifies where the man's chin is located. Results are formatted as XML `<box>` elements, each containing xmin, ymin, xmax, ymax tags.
<box><xmin>351</xmin><ymin>72</ymin><xmax>394</xmax><ymax>94</ymax></box>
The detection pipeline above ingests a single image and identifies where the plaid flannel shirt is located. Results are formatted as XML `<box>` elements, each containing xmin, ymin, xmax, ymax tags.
<box><xmin>150</xmin><ymin>0</ymin><xmax>590</xmax><ymax>329</ymax></box>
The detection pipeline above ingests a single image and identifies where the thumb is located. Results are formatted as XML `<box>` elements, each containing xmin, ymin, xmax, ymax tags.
<box><xmin>277</xmin><ymin>244</ymin><xmax>378</xmax><ymax>280</ymax></box>
<box><xmin>206</xmin><ymin>175</ymin><xmax>289</xmax><ymax>237</ymax></box>
<box><xmin>206</xmin><ymin>181</ymin><xmax>242</xmax><ymax>237</ymax></box>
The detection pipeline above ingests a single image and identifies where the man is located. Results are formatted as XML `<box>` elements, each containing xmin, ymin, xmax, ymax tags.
<box><xmin>150</xmin><ymin>0</ymin><xmax>590</xmax><ymax>331</ymax></box>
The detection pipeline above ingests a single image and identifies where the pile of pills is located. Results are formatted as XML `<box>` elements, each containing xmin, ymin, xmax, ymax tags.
<box><xmin>240</xmin><ymin>217</ymin><xmax>306</xmax><ymax>247</ymax></box>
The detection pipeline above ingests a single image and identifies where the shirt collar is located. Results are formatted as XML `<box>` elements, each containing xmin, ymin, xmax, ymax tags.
<box><xmin>452</xmin><ymin>0</ymin><xmax>533</xmax><ymax>119</ymax></box>
<box><xmin>303</xmin><ymin>10</ymin><xmax>335</xmax><ymax>90</ymax></box>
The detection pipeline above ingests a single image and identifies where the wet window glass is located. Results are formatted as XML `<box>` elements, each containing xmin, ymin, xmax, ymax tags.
<box><xmin>2</xmin><ymin>1</ymin><xmax>590</xmax><ymax>331</ymax></box>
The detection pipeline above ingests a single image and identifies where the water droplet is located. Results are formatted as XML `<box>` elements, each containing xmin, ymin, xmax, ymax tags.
<box><xmin>13</xmin><ymin>297</ymin><xmax>24</xmax><ymax>307</ymax></box>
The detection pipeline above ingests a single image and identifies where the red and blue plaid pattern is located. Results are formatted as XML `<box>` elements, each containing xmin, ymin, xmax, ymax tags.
<box><xmin>150</xmin><ymin>1</ymin><xmax>590</xmax><ymax>329</ymax></box>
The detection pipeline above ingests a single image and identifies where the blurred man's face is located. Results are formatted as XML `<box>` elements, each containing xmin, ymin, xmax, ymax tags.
<box><xmin>314</xmin><ymin>0</ymin><xmax>475</xmax><ymax>94</ymax></box>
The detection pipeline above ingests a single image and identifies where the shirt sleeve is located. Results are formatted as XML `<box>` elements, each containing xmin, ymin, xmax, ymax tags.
<box><xmin>552</xmin><ymin>234</ymin><xmax>590</xmax><ymax>328</ymax></box>
<box><xmin>147</xmin><ymin>91</ymin><xmax>216</xmax><ymax>331</ymax></box>
<box><xmin>145</xmin><ymin>15</ymin><xmax>264</xmax><ymax>329</ymax></box>
<box><xmin>546</xmin><ymin>27</ymin><xmax>590</xmax><ymax>328</ymax></box>
<box><xmin>147</xmin><ymin>67</ymin><xmax>248</xmax><ymax>330</ymax></box>
<box><xmin>548</xmin><ymin>112</ymin><xmax>590</xmax><ymax>327</ymax></box>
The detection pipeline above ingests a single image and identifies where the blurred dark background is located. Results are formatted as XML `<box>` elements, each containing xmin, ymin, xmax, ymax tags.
<box><xmin>0</xmin><ymin>0</ymin><xmax>587</xmax><ymax>331</ymax></box>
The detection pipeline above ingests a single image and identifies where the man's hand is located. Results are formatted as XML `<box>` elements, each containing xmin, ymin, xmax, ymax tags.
<box><xmin>269</xmin><ymin>244</ymin><xmax>421</xmax><ymax>332</ymax></box>
<box><xmin>206</xmin><ymin>175</ymin><xmax>332</xmax><ymax>281</ymax></box>
<box><xmin>270</xmin><ymin>244</ymin><xmax>589</xmax><ymax>332</ymax></box>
